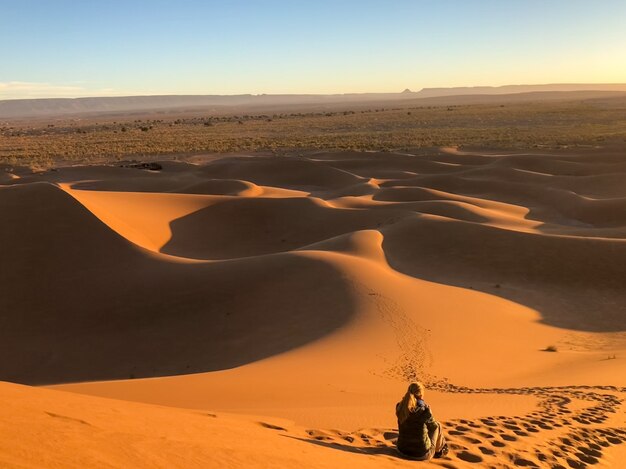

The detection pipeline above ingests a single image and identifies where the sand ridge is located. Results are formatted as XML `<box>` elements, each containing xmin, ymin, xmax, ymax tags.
<box><xmin>1</xmin><ymin>147</ymin><xmax>625</xmax><ymax>467</ymax></box>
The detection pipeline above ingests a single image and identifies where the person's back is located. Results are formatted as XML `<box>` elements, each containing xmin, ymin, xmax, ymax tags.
<box><xmin>395</xmin><ymin>382</ymin><xmax>448</xmax><ymax>460</ymax></box>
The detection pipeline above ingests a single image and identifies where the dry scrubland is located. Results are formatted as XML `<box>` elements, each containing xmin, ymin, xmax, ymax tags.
<box><xmin>2</xmin><ymin>98</ymin><xmax>626</xmax><ymax>167</ymax></box>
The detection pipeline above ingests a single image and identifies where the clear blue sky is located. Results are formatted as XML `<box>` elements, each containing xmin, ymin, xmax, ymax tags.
<box><xmin>1</xmin><ymin>0</ymin><xmax>625</xmax><ymax>98</ymax></box>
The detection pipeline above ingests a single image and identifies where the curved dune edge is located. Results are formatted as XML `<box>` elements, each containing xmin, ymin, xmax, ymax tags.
<box><xmin>5</xmin><ymin>380</ymin><xmax>626</xmax><ymax>468</ymax></box>
<box><xmin>2</xmin><ymin>150</ymin><xmax>625</xmax><ymax>383</ymax></box>
<box><xmin>2</xmin><ymin>148</ymin><xmax>626</xmax><ymax>467</ymax></box>
<box><xmin>59</xmin><ymin>183</ymin><xmax>221</xmax><ymax>254</ymax></box>
<box><xmin>0</xmin><ymin>182</ymin><xmax>360</xmax><ymax>384</ymax></box>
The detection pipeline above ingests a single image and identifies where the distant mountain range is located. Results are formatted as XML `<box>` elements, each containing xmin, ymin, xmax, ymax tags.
<box><xmin>415</xmin><ymin>83</ymin><xmax>626</xmax><ymax>98</ymax></box>
<box><xmin>1</xmin><ymin>84</ymin><xmax>625</xmax><ymax>119</ymax></box>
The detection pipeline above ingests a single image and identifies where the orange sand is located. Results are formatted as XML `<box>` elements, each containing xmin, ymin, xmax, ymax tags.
<box><xmin>1</xmin><ymin>147</ymin><xmax>625</xmax><ymax>467</ymax></box>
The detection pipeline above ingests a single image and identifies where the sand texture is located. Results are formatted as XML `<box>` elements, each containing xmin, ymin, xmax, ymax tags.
<box><xmin>1</xmin><ymin>147</ymin><xmax>625</xmax><ymax>468</ymax></box>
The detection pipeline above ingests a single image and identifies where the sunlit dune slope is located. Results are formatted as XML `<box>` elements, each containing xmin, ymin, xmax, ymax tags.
<box><xmin>2</xmin><ymin>148</ymin><xmax>626</xmax><ymax>388</ymax></box>
<box><xmin>2</xmin><ymin>147</ymin><xmax>626</xmax><ymax>468</ymax></box>
<box><xmin>0</xmin><ymin>183</ymin><xmax>356</xmax><ymax>384</ymax></box>
<box><xmin>0</xmin><ymin>381</ymin><xmax>403</xmax><ymax>469</ymax></box>
<box><xmin>64</xmin><ymin>187</ymin><xmax>411</xmax><ymax>259</ymax></box>
<box><xmin>14</xmin><ymin>381</ymin><xmax>626</xmax><ymax>469</ymax></box>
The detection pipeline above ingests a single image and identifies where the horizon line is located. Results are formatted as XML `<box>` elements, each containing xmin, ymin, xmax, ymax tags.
<box><xmin>2</xmin><ymin>82</ymin><xmax>626</xmax><ymax>102</ymax></box>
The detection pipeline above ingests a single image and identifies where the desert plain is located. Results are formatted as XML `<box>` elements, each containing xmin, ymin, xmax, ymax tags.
<box><xmin>1</xmin><ymin>95</ymin><xmax>626</xmax><ymax>468</ymax></box>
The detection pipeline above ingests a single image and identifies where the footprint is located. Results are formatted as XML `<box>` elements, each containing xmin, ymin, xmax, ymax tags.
<box><xmin>456</xmin><ymin>451</ymin><xmax>483</xmax><ymax>463</ymax></box>
<box><xmin>513</xmin><ymin>456</ymin><xmax>539</xmax><ymax>467</ymax></box>
<box><xmin>574</xmin><ymin>452</ymin><xmax>598</xmax><ymax>464</ymax></box>
<box><xmin>565</xmin><ymin>458</ymin><xmax>585</xmax><ymax>469</ymax></box>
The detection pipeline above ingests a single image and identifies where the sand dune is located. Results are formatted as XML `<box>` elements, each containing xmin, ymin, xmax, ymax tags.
<box><xmin>0</xmin><ymin>183</ymin><xmax>357</xmax><ymax>383</ymax></box>
<box><xmin>6</xmin><ymin>380</ymin><xmax>625</xmax><ymax>469</ymax></box>
<box><xmin>1</xmin><ymin>147</ymin><xmax>626</xmax><ymax>467</ymax></box>
<box><xmin>199</xmin><ymin>155</ymin><xmax>363</xmax><ymax>190</ymax></box>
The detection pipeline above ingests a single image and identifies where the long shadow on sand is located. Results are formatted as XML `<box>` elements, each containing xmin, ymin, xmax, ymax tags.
<box><xmin>0</xmin><ymin>183</ymin><xmax>357</xmax><ymax>385</ymax></box>
<box><xmin>379</xmin><ymin>216</ymin><xmax>626</xmax><ymax>333</ymax></box>
<box><xmin>160</xmin><ymin>193</ymin><xmax>626</xmax><ymax>333</ymax></box>
<box><xmin>283</xmin><ymin>384</ymin><xmax>626</xmax><ymax>469</ymax></box>
<box><xmin>3</xmin><ymin>148</ymin><xmax>626</xmax><ymax>386</ymax></box>
<box><xmin>275</xmin><ymin>150</ymin><xmax>626</xmax><ymax>333</ymax></box>
<box><xmin>281</xmin><ymin>435</ymin><xmax>403</xmax><ymax>459</ymax></box>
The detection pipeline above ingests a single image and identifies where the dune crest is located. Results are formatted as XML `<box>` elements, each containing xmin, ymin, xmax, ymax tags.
<box><xmin>2</xmin><ymin>147</ymin><xmax>626</xmax><ymax>467</ymax></box>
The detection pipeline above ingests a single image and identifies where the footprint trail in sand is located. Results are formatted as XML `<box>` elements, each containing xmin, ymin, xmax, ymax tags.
<box><xmin>1</xmin><ymin>146</ymin><xmax>626</xmax><ymax>468</ymax></box>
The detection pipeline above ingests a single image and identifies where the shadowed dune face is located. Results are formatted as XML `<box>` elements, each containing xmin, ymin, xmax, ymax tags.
<box><xmin>380</xmin><ymin>217</ymin><xmax>626</xmax><ymax>331</ymax></box>
<box><xmin>2</xmin><ymin>147</ymin><xmax>626</xmax><ymax>386</ymax></box>
<box><xmin>0</xmin><ymin>183</ymin><xmax>355</xmax><ymax>384</ymax></box>
<box><xmin>162</xmin><ymin>197</ymin><xmax>410</xmax><ymax>259</ymax></box>
<box><xmin>198</xmin><ymin>156</ymin><xmax>364</xmax><ymax>190</ymax></box>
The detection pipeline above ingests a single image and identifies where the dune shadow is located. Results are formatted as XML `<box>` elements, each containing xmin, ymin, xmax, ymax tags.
<box><xmin>379</xmin><ymin>216</ymin><xmax>626</xmax><ymax>333</ymax></box>
<box><xmin>4</xmin><ymin>147</ymin><xmax>626</xmax><ymax>387</ymax></box>
<box><xmin>199</xmin><ymin>154</ymin><xmax>363</xmax><ymax>191</ymax></box>
<box><xmin>0</xmin><ymin>184</ymin><xmax>359</xmax><ymax>385</ymax></box>
<box><xmin>281</xmin><ymin>435</ymin><xmax>403</xmax><ymax>459</ymax></box>
<box><xmin>368</xmin><ymin>147</ymin><xmax>626</xmax><ymax>233</ymax></box>
<box><xmin>160</xmin><ymin>196</ymin><xmax>411</xmax><ymax>260</ymax></box>
<box><xmin>312</xmin><ymin>149</ymin><xmax>626</xmax><ymax>333</ymax></box>
<box><xmin>163</xmin><ymin>150</ymin><xmax>626</xmax><ymax>333</ymax></box>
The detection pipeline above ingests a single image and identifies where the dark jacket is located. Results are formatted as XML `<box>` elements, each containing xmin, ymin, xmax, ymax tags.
<box><xmin>395</xmin><ymin>400</ymin><xmax>438</xmax><ymax>457</ymax></box>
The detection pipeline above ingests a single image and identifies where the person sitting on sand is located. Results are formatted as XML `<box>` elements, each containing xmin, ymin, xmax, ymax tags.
<box><xmin>395</xmin><ymin>382</ymin><xmax>448</xmax><ymax>460</ymax></box>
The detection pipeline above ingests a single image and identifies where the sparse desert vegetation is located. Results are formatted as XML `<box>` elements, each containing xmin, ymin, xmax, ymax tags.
<box><xmin>1</xmin><ymin>97</ymin><xmax>626</xmax><ymax>167</ymax></box>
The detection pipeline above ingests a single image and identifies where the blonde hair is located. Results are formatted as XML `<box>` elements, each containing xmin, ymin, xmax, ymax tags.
<box><xmin>396</xmin><ymin>382</ymin><xmax>425</xmax><ymax>425</ymax></box>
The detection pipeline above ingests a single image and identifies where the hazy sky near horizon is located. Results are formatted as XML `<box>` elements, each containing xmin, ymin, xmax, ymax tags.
<box><xmin>1</xmin><ymin>0</ymin><xmax>625</xmax><ymax>99</ymax></box>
